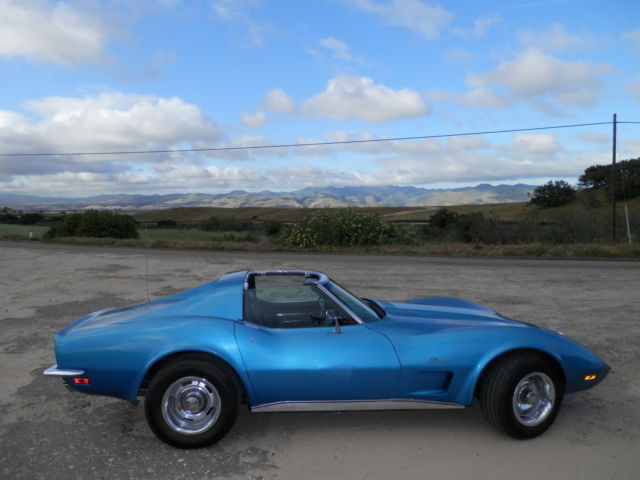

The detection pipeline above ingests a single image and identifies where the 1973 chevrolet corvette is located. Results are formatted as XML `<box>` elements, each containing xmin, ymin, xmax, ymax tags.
<box><xmin>44</xmin><ymin>270</ymin><xmax>610</xmax><ymax>448</ymax></box>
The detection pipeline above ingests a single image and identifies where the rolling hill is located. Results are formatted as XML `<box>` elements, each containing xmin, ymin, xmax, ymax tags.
<box><xmin>1</xmin><ymin>184</ymin><xmax>535</xmax><ymax>211</ymax></box>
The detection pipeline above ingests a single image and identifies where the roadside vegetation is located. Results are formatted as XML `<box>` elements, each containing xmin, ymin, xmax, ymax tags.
<box><xmin>1</xmin><ymin>158</ymin><xmax>639</xmax><ymax>258</ymax></box>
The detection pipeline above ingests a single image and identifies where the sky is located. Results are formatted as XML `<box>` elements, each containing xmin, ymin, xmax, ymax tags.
<box><xmin>1</xmin><ymin>0</ymin><xmax>639</xmax><ymax>197</ymax></box>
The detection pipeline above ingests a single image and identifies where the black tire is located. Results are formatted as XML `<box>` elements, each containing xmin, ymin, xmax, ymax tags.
<box><xmin>480</xmin><ymin>352</ymin><xmax>564</xmax><ymax>439</ymax></box>
<box><xmin>145</xmin><ymin>355</ymin><xmax>239</xmax><ymax>448</ymax></box>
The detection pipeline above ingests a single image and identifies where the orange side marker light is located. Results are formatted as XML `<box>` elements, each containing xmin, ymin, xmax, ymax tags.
<box><xmin>584</xmin><ymin>375</ymin><xmax>597</xmax><ymax>381</ymax></box>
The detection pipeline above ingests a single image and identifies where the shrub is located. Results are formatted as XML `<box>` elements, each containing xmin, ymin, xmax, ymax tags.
<box><xmin>46</xmin><ymin>210</ymin><xmax>139</xmax><ymax>239</ymax></box>
<box><xmin>423</xmin><ymin>209</ymin><xmax>509</xmax><ymax>244</ymax></box>
<box><xmin>156</xmin><ymin>219</ymin><xmax>178</xmax><ymax>228</ymax></box>
<box><xmin>264</xmin><ymin>221</ymin><xmax>282</xmax><ymax>237</ymax></box>
<box><xmin>19</xmin><ymin>212</ymin><xmax>46</xmax><ymax>225</ymax></box>
<box><xmin>201</xmin><ymin>216</ymin><xmax>252</xmax><ymax>232</ymax></box>
<box><xmin>529</xmin><ymin>181</ymin><xmax>576</xmax><ymax>208</ymax></box>
<box><xmin>285</xmin><ymin>209</ymin><xmax>395</xmax><ymax>247</ymax></box>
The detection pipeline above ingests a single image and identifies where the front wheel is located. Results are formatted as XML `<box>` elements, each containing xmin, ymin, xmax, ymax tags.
<box><xmin>480</xmin><ymin>352</ymin><xmax>564</xmax><ymax>439</ymax></box>
<box><xmin>145</xmin><ymin>356</ymin><xmax>239</xmax><ymax>448</ymax></box>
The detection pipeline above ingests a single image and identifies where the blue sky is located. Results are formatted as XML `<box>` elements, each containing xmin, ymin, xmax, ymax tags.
<box><xmin>1</xmin><ymin>0</ymin><xmax>639</xmax><ymax>196</ymax></box>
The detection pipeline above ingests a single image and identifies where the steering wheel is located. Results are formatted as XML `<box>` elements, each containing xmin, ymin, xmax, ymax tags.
<box><xmin>312</xmin><ymin>296</ymin><xmax>327</xmax><ymax>326</ymax></box>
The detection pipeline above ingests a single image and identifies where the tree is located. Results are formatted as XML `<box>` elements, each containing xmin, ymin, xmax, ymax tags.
<box><xmin>578</xmin><ymin>157</ymin><xmax>640</xmax><ymax>199</ymax></box>
<box><xmin>529</xmin><ymin>181</ymin><xmax>576</xmax><ymax>208</ymax></box>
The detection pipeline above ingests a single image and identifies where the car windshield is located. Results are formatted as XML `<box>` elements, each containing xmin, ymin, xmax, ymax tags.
<box><xmin>324</xmin><ymin>280</ymin><xmax>382</xmax><ymax>323</ymax></box>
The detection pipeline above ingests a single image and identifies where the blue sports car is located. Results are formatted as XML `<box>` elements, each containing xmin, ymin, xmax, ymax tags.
<box><xmin>44</xmin><ymin>270</ymin><xmax>610</xmax><ymax>448</ymax></box>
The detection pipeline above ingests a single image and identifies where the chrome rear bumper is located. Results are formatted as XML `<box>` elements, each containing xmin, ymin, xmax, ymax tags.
<box><xmin>43</xmin><ymin>364</ymin><xmax>85</xmax><ymax>377</ymax></box>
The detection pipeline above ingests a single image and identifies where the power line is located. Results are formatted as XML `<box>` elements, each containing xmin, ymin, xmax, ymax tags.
<box><xmin>0</xmin><ymin>120</ymin><xmax>624</xmax><ymax>158</ymax></box>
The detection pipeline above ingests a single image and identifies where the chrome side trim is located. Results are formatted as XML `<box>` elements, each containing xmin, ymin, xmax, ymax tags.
<box><xmin>251</xmin><ymin>399</ymin><xmax>464</xmax><ymax>413</ymax></box>
<box><xmin>43</xmin><ymin>364</ymin><xmax>85</xmax><ymax>377</ymax></box>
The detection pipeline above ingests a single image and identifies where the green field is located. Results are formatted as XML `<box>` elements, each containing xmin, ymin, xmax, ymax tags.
<box><xmin>0</xmin><ymin>224</ymin><xmax>49</xmax><ymax>240</ymax></box>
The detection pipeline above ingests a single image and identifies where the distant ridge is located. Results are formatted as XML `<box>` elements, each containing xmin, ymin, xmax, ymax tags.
<box><xmin>0</xmin><ymin>184</ymin><xmax>535</xmax><ymax>211</ymax></box>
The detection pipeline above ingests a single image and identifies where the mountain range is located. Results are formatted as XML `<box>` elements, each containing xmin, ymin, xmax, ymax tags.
<box><xmin>0</xmin><ymin>184</ymin><xmax>535</xmax><ymax>211</ymax></box>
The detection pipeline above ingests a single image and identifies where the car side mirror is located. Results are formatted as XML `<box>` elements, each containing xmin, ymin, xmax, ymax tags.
<box><xmin>326</xmin><ymin>309</ymin><xmax>342</xmax><ymax>334</ymax></box>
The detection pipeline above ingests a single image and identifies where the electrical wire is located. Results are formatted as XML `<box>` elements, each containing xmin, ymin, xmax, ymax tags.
<box><xmin>0</xmin><ymin>121</ymin><xmax>620</xmax><ymax>158</ymax></box>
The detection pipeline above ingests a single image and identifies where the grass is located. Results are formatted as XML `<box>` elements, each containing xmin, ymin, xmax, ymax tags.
<box><xmin>3</xmin><ymin>191</ymin><xmax>639</xmax><ymax>259</ymax></box>
<box><xmin>141</xmin><ymin>228</ymin><xmax>263</xmax><ymax>243</ymax></box>
<box><xmin>34</xmin><ymin>236</ymin><xmax>640</xmax><ymax>258</ymax></box>
<box><xmin>3</xmin><ymin>222</ymin><xmax>637</xmax><ymax>258</ymax></box>
<box><xmin>0</xmin><ymin>224</ymin><xmax>49</xmax><ymax>240</ymax></box>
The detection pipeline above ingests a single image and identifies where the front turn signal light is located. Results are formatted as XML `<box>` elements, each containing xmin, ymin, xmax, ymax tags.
<box><xmin>584</xmin><ymin>375</ymin><xmax>597</xmax><ymax>381</ymax></box>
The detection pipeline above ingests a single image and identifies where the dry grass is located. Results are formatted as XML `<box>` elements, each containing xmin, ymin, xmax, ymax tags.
<box><xmin>38</xmin><ymin>237</ymin><xmax>640</xmax><ymax>259</ymax></box>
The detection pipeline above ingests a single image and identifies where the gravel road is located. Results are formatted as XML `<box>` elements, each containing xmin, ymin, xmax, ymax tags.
<box><xmin>1</xmin><ymin>242</ymin><xmax>638</xmax><ymax>480</ymax></box>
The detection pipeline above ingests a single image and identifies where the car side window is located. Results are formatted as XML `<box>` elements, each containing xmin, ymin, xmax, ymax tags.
<box><xmin>244</xmin><ymin>274</ymin><xmax>357</xmax><ymax>329</ymax></box>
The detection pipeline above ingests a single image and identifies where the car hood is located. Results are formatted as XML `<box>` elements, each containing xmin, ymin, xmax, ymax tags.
<box><xmin>372</xmin><ymin>297</ymin><xmax>531</xmax><ymax>334</ymax></box>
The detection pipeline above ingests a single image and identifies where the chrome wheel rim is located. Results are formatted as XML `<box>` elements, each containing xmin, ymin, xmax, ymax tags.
<box><xmin>512</xmin><ymin>371</ymin><xmax>556</xmax><ymax>426</ymax></box>
<box><xmin>161</xmin><ymin>376</ymin><xmax>221</xmax><ymax>435</ymax></box>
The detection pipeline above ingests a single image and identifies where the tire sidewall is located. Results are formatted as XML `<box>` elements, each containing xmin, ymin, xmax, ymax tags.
<box><xmin>145</xmin><ymin>358</ymin><xmax>238</xmax><ymax>448</ymax></box>
<box><xmin>503</xmin><ymin>360</ymin><xmax>563</xmax><ymax>438</ymax></box>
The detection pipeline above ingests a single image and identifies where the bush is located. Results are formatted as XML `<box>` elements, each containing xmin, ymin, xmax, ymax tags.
<box><xmin>156</xmin><ymin>219</ymin><xmax>178</xmax><ymax>228</ymax></box>
<box><xmin>285</xmin><ymin>209</ymin><xmax>396</xmax><ymax>247</ymax></box>
<box><xmin>423</xmin><ymin>208</ymin><xmax>508</xmax><ymax>244</ymax></box>
<box><xmin>0</xmin><ymin>213</ymin><xmax>20</xmax><ymax>224</ymax></box>
<box><xmin>264</xmin><ymin>221</ymin><xmax>282</xmax><ymax>237</ymax></box>
<box><xmin>46</xmin><ymin>210</ymin><xmax>139</xmax><ymax>239</ymax></box>
<box><xmin>529</xmin><ymin>181</ymin><xmax>576</xmax><ymax>208</ymax></box>
<box><xmin>19</xmin><ymin>212</ymin><xmax>46</xmax><ymax>225</ymax></box>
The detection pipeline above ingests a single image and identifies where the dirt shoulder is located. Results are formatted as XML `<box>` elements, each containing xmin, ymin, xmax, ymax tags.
<box><xmin>1</xmin><ymin>242</ymin><xmax>638</xmax><ymax>479</ymax></box>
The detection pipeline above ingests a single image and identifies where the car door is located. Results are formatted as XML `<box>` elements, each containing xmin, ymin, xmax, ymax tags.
<box><xmin>234</xmin><ymin>273</ymin><xmax>400</xmax><ymax>406</ymax></box>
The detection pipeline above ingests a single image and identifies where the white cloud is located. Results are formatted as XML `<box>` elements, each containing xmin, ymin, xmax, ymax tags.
<box><xmin>263</xmin><ymin>88</ymin><xmax>295</xmax><ymax>112</ymax></box>
<box><xmin>511</xmin><ymin>134</ymin><xmax>561</xmax><ymax>154</ymax></box>
<box><xmin>241</xmin><ymin>110</ymin><xmax>267</xmax><ymax>128</ymax></box>
<box><xmin>314</xmin><ymin>37</ymin><xmax>368</xmax><ymax>65</ymax></box>
<box><xmin>0</xmin><ymin>127</ymin><xmax>616</xmax><ymax>195</ymax></box>
<box><xmin>301</xmin><ymin>74</ymin><xmax>428</xmax><ymax>123</ymax></box>
<box><xmin>319</xmin><ymin>37</ymin><xmax>353</xmax><ymax>61</ymax></box>
<box><xmin>622</xmin><ymin>28</ymin><xmax>640</xmax><ymax>47</ymax></box>
<box><xmin>625</xmin><ymin>74</ymin><xmax>640</xmax><ymax>101</ymax></box>
<box><xmin>444</xmin><ymin>47</ymin><xmax>474</xmax><ymax>64</ymax></box>
<box><xmin>467</xmin><ymin>48</ymin><xmax>612</xmax><ymax>107</ymax></box>
<box><xmin>211</xmin><ymin>0</ymin><xmax>273</xmax><ymax>46</ymax></box>
<box><xmin>425</xmin><ymin>87</ymin><xmax>509</xmax><ymax>109</ymax></box>
<box><xmin>579</xmin><ymin>132</ymin><xmax>609</xmax><ymax>144</ymax></box>
<box><xmin>518</xmin><ymin>23</ymin><xmax>593</xmax><ymax>53</ymax></box>
<box><xmin>343</xmin><ymin>0</ymin><xmax>453</xmax><ymax>39</ymax></box>
<box><xmin>448</xmin><ymin>135</ymin><xmax>488</xmax><ymax>151</ymax></box>
<box><xmin>240</xmin><ymin>88</ymin><xmax>294</xmax><ymax>129</ymax></box>
<box><xmin>453</xmin><ymin>14</ymin><xmax>501</xmax><ymax>38</ymax></box>
<box><xmin>456</xmin><ymin>88</ymin><xmax>510</xmax><ymax>109</ymax></box>
<box><xmin>0</xmin><ymin>0</ymin><xmax>108</xmax><ymax>66</ymax></box>
<box><xmin>0</xmin><ymin>92</ymin><xmax>221</xmax><ymax>177</ymax></box>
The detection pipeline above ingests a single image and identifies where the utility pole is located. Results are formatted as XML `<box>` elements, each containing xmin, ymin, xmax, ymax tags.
<box><xmin>611</xmin><ymin>113</ymin><xmax>617</xmax><ymax>242</ymax></box>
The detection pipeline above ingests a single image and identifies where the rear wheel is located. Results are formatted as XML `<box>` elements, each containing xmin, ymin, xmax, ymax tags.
<box><xmin>145</xmin><ymin>356</ymin><xmax>239</xmax><ymax>448</ymax></box>
<box><xmin>480</xmin><ymin>352</ymin><xmax>564</xmax><ymax>439</ymax></box>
